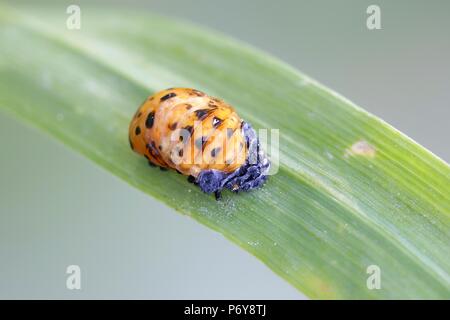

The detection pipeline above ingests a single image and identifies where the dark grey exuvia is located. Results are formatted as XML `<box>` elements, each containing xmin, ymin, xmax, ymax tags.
<box><xmin>195</xmin><ymin>122</ymin><xmax>270</xmax><ymax>200</ymax></box>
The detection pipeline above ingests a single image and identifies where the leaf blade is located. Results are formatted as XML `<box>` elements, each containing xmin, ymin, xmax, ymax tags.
<box><xmin>0</xmin><ymin>3</ymin><xmax>449</xmax><ymax>298</ymax></box>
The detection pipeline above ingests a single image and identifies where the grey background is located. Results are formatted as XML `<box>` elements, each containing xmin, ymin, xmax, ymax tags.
<box><xmin>0</xmin><ymin>0</ymin><xmax>448</xmax><ymax>299</ymax></box>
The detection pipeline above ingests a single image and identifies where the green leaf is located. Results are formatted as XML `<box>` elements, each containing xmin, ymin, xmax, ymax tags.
<box><xmin>0</xmin><ymin>3</ymin><xmax>449</xmax><ymax>299</ymax></box>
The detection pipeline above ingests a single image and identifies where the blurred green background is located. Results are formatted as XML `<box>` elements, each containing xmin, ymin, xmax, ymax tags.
<box><xmin>0</xmin><ymin>0</ymin><xmax>449</xmax><ymax>298</ymax></box>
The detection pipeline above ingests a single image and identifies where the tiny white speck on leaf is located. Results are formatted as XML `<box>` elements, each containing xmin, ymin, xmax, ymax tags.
<box><xmin>345</xmin><ymin>140</ymin><xmax>376</xmax><ymax>158</ymax></box>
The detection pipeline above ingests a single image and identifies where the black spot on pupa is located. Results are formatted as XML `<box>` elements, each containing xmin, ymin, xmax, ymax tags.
<box><xmin>211</xmin><ymin>147</ymin><xmax>221</xmax><ymax>157</ymax></box>
<box><xmin>151</xmin><ymin>141</ymin><xmax>158</xmax><ymax>153</ymax></box>
<box><xmin>135</xmin><ymin>126</ymin><xmax>141</xmax><ymax>135</ymax></box>
<box><xmin>185</xmin><ymin>104</ymin><xmax>192</xmax><ymax>110</ymax></box>
<box><xmin>212</xmin><ymin>117</ymin><xmax>222</xmax><ymax>128</ymax></box>
<box><xmin>195</xmin><ymin>136</ymin><xmax>207</xmax><ymax>149</ymax></box>
<box><xmin>160</xmin><ymin>92</ymin><xmax>177</xmax><ymax>101</ymax></box>
<box><xmin>178</xmin><ymin>149</ymin><xmax>184</xmax><ymax>157</ymax></box>
<box><xmin>158</xmin><ymin>145</ymin><xmax>162</xmax><ymax>150</ymax></box>
<box><xmin>145</xmin><ymin>111</ymin><xmax>155</xmax><ymax>129</ymax></box>
<box><xmin>146</xmin><ymin>141</ymin><xmax>159</xmax><ymax>156</ymax></box>
<box><xmin>169</xmin><ymin>122</ymin><xmax>178</xmax><ymax>130</ymax></box>
<box><xmin>195</xmin><ymin>109</ymin><xmax>211</xmax><ymax>120</ymax></box>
